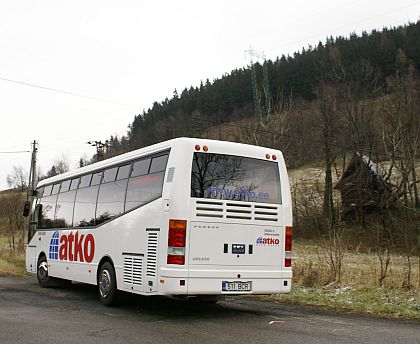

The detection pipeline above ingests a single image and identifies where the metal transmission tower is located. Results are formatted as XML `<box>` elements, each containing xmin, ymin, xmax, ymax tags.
<box><xmin>245</xmin><ymin>47</ymin><xmax>272</xmax><ymax>123</ymax></box>
<box><xmin>86</xmin><ymin>140</ymin><xmax>110</xmax><ymax>161</ymax></box>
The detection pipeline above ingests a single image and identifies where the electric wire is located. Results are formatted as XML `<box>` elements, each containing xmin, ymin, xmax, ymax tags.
<box><xmin>0</xmin><ymin>150</ymin><xmax>30</xmax><ymax>154</ymax></box>
<box><xmin>0</xmin><ymin>76</ymin><xmax>141</xmax><ymax>109</ymax></box>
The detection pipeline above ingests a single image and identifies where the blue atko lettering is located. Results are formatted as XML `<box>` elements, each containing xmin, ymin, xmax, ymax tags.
<box><xmin>205</xmin><ymin>187</ymin><xmax>269</xmax><ymax>200</ymax></box>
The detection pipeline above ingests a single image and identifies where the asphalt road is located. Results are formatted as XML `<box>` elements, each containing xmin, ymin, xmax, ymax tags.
<box><xmin>0</xmin><ymin>276</ymin><xmax>419</xmax><ymax>344</ymax></box>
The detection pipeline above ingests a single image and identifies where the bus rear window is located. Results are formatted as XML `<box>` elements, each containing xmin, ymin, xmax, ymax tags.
<box><xmin>191</xmin><ymin>153</ymin><xmax>282</xmax><ymax>204</ymax></box>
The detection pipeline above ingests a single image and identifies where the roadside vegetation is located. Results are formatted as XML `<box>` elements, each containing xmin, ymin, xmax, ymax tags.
<box><xmin>0</xmin><ymin>189</ymin><xmax>27</xmax><ymax>277</ymax></box>
<box><xmin>0</xmin><ymin>250</ymin><xmax>26</xmax><ymax>277</ymax></box>
<box><xmin>264</xmin><ymin>163</ymin><xmax>420</xmax><ymax>320</ymax></box>
<box><xmin>264</xmin><ymin>240</ymin><xmax>420</xmax><ymax>320</ymax></box>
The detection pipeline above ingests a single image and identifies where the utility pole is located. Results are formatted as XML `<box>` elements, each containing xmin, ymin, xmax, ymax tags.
<box><xmin>86</xmin><ymin>140</ymin><xmax>109</xmax><ymax>161</ymax></box>
<box><xmin>23</xmin><ymin>140</ymin><xmax>38</xmax><ymax>244</ymax></box>
<box><xmin>29</xmin><ymin>140</ymin><xmax>38</xmax><ymax>194</ymax></box>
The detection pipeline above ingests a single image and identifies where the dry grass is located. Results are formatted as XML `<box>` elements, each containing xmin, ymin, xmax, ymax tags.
<box><xmin>266</xmin><ymin>240</ymin><xmax>420</xmax><ymax>319</ymax></box>
<box><xmin>0</xmin><ymin>234</ymin><xmax>27</xmax><ymax>276</ymax></box>
<box><xmin>293</xmin><ymin>241</ymin><xmax>420</xmax><ymax>289</ymax></box>
<box><xmin>0</xmin><ymin>251</ymin><xmax>26</xmax><ymax>277</ymax></box>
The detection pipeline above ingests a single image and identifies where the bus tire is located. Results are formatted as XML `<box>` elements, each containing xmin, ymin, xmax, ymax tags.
<box><xmin>36</xmin><ymin>255</ymin><xmax>55</xmax><ymax>288</ymax></box>
<box><xmin>98</xmin><ymin>262</ymin><xmax>118</xmax><ymax>306</ymax></box>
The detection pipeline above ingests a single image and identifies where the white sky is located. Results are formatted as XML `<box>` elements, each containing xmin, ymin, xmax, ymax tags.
<box><xmin>0</xmin><ymin>0</ymin><xmax>419</xmax><ymax>190</ymax></box>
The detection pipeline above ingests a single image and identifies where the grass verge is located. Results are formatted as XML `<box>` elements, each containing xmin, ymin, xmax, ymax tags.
<box><xmin>260</xmin><ymin>285</ymin><xmax>420</xmax><ymax>320</ymax></box>
<box><xmin>0</xmin><ymin>252</ymin><xmax>27</xmax><ymax>277</ymax></box>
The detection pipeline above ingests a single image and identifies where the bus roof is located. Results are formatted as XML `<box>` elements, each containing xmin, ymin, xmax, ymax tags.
<box><xmin>36</xmin><ymin>137</ymin><xmax>282</xmax><ymax>188</ymax></box>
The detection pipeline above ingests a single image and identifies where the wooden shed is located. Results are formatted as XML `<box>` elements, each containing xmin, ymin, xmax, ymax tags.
<box><xmin>334</xmin><ymin>154</ymin><xmax>396</xmax><ymax>219</ymax></box>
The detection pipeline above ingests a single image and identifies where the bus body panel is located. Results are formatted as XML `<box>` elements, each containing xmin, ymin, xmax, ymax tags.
<box><xmin>26</xmin><ymin>138</ymin><xmax>292</xmax><ymax>298</ymax></box>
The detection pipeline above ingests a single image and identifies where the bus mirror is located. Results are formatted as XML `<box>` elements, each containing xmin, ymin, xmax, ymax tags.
<box><xmin>23</xmin><ymin>201</ymin><xmax>30</xmax><ymax>217</ymax></box>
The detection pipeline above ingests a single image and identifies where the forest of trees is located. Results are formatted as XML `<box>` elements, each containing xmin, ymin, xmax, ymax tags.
<box><xmin>99</xmin><ymin>21</ymin><xmax>420</xmax><ymax>169</ymax></box>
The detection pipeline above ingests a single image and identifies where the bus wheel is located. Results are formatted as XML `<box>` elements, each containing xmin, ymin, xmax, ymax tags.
<box><xmin>37</xmin><ymin>255</ymin><xmax>71</xmax><ymax>288</ymax></box>
<box><xmin>98</xmin><ymin>262</ymin><xmax>118</xmax><ymax>306</ymax></box>
<box><xmin>37</xmin><ymin>255</ymin><xmax>53</xmax><ymax>288</ymax></box>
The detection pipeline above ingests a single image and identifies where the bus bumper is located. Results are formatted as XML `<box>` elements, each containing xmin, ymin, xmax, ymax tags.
<box><xmin>160</xmin><ymin>267</ymin><xmax>292</xmax><ymax>295</ymax></box>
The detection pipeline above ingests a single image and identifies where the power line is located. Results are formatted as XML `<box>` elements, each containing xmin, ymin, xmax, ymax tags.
<box><xmin>0</xmin><ymin>150</ymin><xmax>30</xmax><ymax>154</ymax></box>
<box><xmin>0</xmin><ymin>76</ymin><xmax>141</xmax><ymax>109</ymax></box>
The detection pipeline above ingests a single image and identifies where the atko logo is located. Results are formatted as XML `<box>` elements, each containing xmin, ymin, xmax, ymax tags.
<box><xmin>49</xmin><ymin>231</ymin><xmax>60</xmax><ymax>260</ymax></box>
<box><xmin>256</xmin><ymin>237</ymin><xmax>280</xmax><ymax>246</ymax></box>
<box><xmin>48</xmin><ymin>231</ymin><xmax>95</xmax><ymax>263</ymax></box>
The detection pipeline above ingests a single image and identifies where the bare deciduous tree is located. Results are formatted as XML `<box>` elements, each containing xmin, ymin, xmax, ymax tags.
<box><xmin>379</xmin><ymin>50</ymin><xmax>420</xmax><ymax>288</ymax></box>
<box><xmin>0</xmin><ymin>191</ymin><xmax>26</xmax><ymax>251</ymax></box>
<box><xmin>6</xmin><ymin>166</ymin><xmax>28</xmax><ymax>191</ymax></box>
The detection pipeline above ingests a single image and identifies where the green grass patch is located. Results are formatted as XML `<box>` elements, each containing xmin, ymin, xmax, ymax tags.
<box><xmin>260</xmin><ymin>285</ymin><xmax>420</xmax><ymax>320</ymax></box>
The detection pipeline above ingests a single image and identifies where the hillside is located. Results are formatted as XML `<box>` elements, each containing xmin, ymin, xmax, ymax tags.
<box><xmin>98</xmin><ymin>21</ymin><xmax>420</xmax><ymax>170</ymax></box>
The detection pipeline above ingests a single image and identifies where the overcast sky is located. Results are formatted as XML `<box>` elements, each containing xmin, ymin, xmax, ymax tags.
<box><xmin>0</xmin><ymin>0</ymin><xmax>419</xmax><ymax>190</ymax></box>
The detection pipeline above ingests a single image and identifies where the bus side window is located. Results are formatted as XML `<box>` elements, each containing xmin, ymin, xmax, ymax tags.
<box><xmin>131</xmin><ymin>158</ymin><xmax>150</xmax><ymax>177</ymax></box>
<box><xmin>103</xmin><ymin>167</ymin><xmax>118</xmax><ymax>183</ymax></box>
<box><xmin>125</xmin><ymin>171</ymin><xmax>165</xmax><ymax>211</ymax></box>
<box><xmin>91</xmin><ymin>171</ymin><xmax>103</xmax><ymax>186</ymax></box>
<box><xmin>60</xmin><ymin>180</ymin><xmax>71</xmax><ymax>192</ymax></box>
<box><xmin>73</xmin><ymin>185</ymin><xmax>99</xmax><ymax>227</ymax></box>
<box><xmin>116</xmin><ymin>164</ymin><xmax>131</xmax><ymax>180</ymax></box>
<box><xmin>79</xmin><ymin>174</ymin><xmax>92</xmax><ymax>188</ymax></box>
<box><xmin>55</xmin><ymin>190</ymin><xmax>76</xmax><ymax>228</ymax></box>
<box><xmin>38</xmin><ymin>194</ymin><xmax>57</xmax><ymax>229</ymax></box>
<box><xmin>69</xmin><ymin>178</ymin><xmax>80</xmax><ymax>190</ymax></box>
<box><xmin>149</xmin><ymin>155</ymin><xmax>168</xmax><ymax>173</ymax></box>
<box><xmin>96</xmin><ymin>179</ymin><xmax>128</xmax><ymax>225</ymax></box>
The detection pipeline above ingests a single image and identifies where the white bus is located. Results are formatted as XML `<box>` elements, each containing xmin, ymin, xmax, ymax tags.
<box><xmin>26</xmin><ymin>138</ymin><xmax>292</xmax><ymax>306</ymax></box>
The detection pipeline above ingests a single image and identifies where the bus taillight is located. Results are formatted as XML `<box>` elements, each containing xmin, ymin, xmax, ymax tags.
<box><xmin>167</xmin><ymin>219</ymin><xmax>187</xmax><ymax>265</ymax></box>
<box><xmin>285</xmin><ymin>226</ymin><xmax>292</xmax><ymax>267</ymax></box>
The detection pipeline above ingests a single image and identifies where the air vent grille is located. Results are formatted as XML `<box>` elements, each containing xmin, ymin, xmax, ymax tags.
<box><xmin>195</xmin><ymin>200</ymin><xmax>279</xmax><ymax>222</ymax></box>
<box><xmin>123</xmin><ymin>256</ymin><xmax>143</xmax><ymax>286</ymax></box>
<box><xmin>146</xmin><ymin>231</ymin><xmax>158</xmax><ymax>277</ymax></box>
<box><xmin>166</xmin><ymin>167</ymin><xmax>175</xmax><ymax>182</ymax></box>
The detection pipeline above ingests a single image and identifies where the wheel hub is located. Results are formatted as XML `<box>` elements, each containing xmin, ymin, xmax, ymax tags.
<box><xmin>99</xmin><ymin>270</ymin><xmax>111</xmax><ymax>298</ymax></box>
<box><xmin>38</xmin><ymin>261</ymin><xmax>48</xmax><ymax>279</ymax></box>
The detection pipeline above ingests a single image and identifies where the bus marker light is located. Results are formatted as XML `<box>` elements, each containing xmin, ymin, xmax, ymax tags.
<box><xmin>203</xmin><ymin>145</ymin><xmax>208</xmax><ymax>152</ymax></box>
<box><xmin>169</xmin><ymin>219</ymin><xmax>187</xmax><ymax>229</ymax></box>
<box><xmin>167</xmin><ymin>255</ymin><xmax>185</xmax><ymax>265</ymax></box>
<box><xmin>285</xmin><ymin>226</ymin><xmax>292</xmax><ymax>267</ymax></box>
<box><xmin>168</xmin><ymin>237</ymin><xmax>186</xmax><ymax>247</ymax></box>
<box><xmin>285</xmin><ymin>226</ymin><xmax>292</xmax><ymax>251</ymax></box>
<box><xmin>169</xmin><ymin>227</ymin><xmax>186</xmax><ymax>238</ymax></box>
<box><xmin>180</xmin><ymin>280</ymin><xmax>186</xmax><ymax>286</ymax></box>
<box><xmin>272</xmin><ymin>155</ymin><xmax>277</xmax><ymax>160</ymax></box>
<box><xmin>195</xmin><ymin>145</ymin><xmax>201</xmax><ymax>151</ymax></box>
<box><xmin>265</xmin><ymin>153</ymin><xmax>270</xmax><ymax>159</ymax></box>
<box><xmin>160</xmin><ymin>279</ymin><xmax>165</xmax><ymax>284</ymax></box>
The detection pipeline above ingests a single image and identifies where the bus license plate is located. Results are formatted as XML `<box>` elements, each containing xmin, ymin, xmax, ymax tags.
<box><xmin>222</xmin><ymin>281</ymin><xmax>252</xmax><ymax>292</ymax></box>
